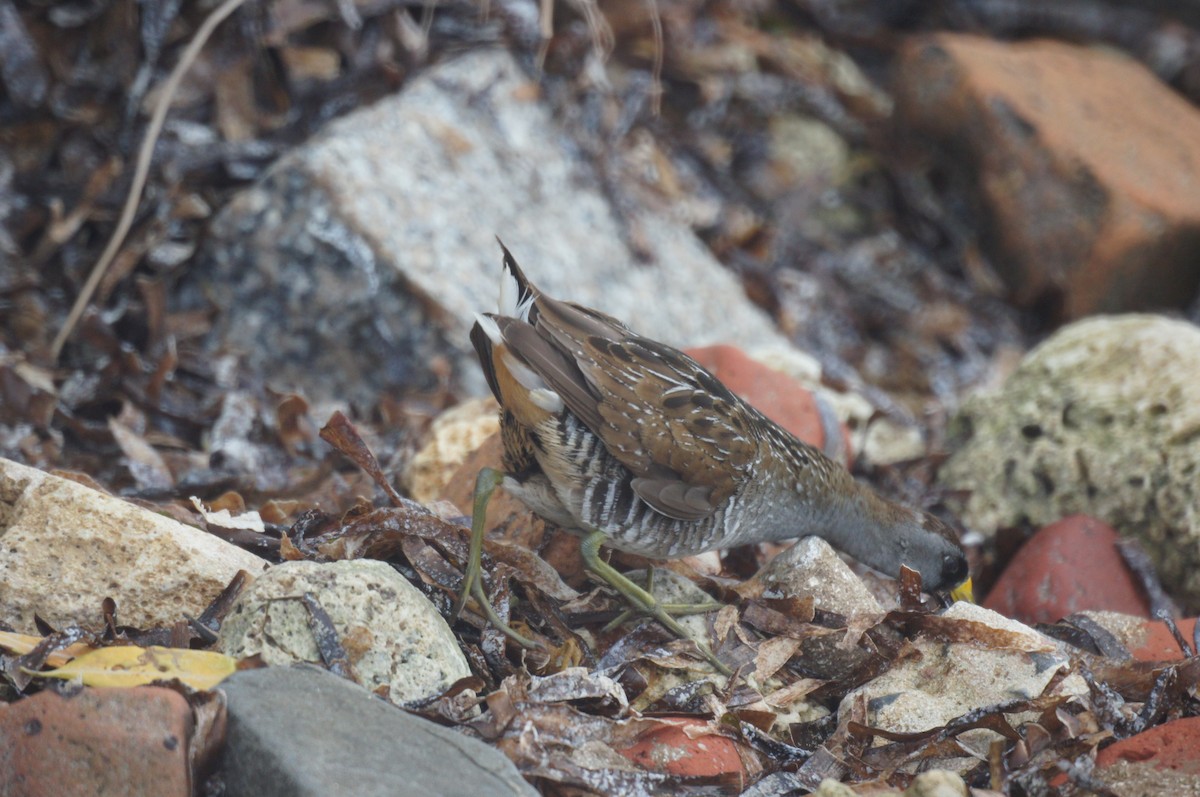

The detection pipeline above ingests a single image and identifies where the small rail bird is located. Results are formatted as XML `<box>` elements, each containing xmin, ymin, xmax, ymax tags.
<box><xmin>455</xmin><ymin>244</ymin><xmax>972</xmax><ymax>671</ymax></box>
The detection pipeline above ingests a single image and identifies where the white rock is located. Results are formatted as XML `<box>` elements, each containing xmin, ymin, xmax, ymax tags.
<box><xmin>940</xmin><ymin>314</ymin><xmax>1200</xmax><ymax>610</ymax></box>
<box><xmin>751</xmin><ymin>537</ymin><xmax>883</xmax><ymax>618</ymax></box>
<box><xmin>904</xmin><ymin>770</ymin><xmax>969</xmax><ymax>797</ymax></box>
<box><xmin>839</xmin><ymin>603</ymin><xmax>1084</xmax><ymax>767</ymax></box>
<box><xmin>217</xmin><ymin>560</ymin><xmax>469</xmax><ymax>705</ymax></box>
<box><xmin>191</xmin><ymin>48</ymin><xmax>789</xmax><ymax>406</ymax></box>
<box><xmin>0</xmin><ymin>457</ymin><xmax>266</xmax><ymax>633</ymax></box>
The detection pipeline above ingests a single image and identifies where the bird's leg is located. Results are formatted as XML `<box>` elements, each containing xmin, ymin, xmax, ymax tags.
<box><xmin>452</xmin><ymin>467</ymin><xmax>537</xmax><ymax>649</ymax></box>
<box><xmin>580</xmin><ymin>530</ymin><xmax>731</xmax><ymax>676</ymax></box>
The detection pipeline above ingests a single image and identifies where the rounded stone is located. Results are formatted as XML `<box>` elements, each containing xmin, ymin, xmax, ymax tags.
<box><xmin>940</xmin><ymin>315</ymin><xmax>1200</xmax><ymax>611</ymax></box>
<box><xmin>217</xmin><ymin>560</ymin><xmax>469</xmax><ymax>705</ymax></box>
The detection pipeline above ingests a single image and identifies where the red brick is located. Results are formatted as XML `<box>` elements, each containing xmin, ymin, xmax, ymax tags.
<box><xmin>895</xmin><ymin>35</ymin><xmax>1200</xmax><ymax>320</ymax></box>
<box><xmin>1097</xmin><ymin>717</ymin><xmax>1200</xmax><ymax>775</ymax></box>
<box><xmin>1127</xmin><ymin>617</ymin><xmax>1199</xmax><ymax>662</ymax></box>
<box><xmin>618</xmin><ymin>718</ymin><xmax>747</xmax><ymax>782</ymax></box>
<box><xmin>983</xmin><ymin>515</ymin><xmax>1150</xmax><ymax>623</ymax></box>
<box><xmin>0</xmin><ymin>686</ymin><xmax>192</xmax><ymax>797</ymax></box>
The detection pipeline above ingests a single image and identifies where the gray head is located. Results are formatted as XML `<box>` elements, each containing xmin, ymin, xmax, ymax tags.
<box><xmin>895</xmin><ymin>509</ymin><xmax>970</xmax><ymax>592</ymax></box>
<box><xmin>830</xmin><ymin>490</ymin><xmax>969</xmax><ymax>594</ymax></box>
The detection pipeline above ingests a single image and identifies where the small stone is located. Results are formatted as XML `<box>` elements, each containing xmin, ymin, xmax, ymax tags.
<box><xmin>811</xmin><ymin>779</ymin><xmax>860</xmax><ymax>796</ymax></box>
<box><xmin>217</xmin><ymin>560</ymin><xmax>469</xmax><ymax>705</ymax></box>
<box><xmin>0</xmin><ymin>456</ymin><xmax>266</xmax><ymax>633</ymax></box>
<box><xmin>749</xmin><ymin>537</ymin><xmax>883</xmax><ymax>618</ymax></box>
<box><xmin>982</xmin><ymin>515</ymin><xmax>1151</xmax><ymax>623</ymax></box>
<box><xmin>904</xmin><ymin>770</ymin><xmax>969</xmax><ymax>797</ymax></box>
<box><xmin>0</xmin><ymin>687</ymin><xmax>191</xmax><ymax>797</ymax></box>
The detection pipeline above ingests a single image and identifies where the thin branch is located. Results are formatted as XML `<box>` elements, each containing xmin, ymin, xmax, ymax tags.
<box><xmin>51</xmin><ymin>0</ymin><xmax>251</xmax><ymax>360</ymax></box>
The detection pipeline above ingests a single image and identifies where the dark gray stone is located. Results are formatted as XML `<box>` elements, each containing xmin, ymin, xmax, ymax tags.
<box><xmin>217</xmin><ymin>666</ymin><xmax>536</xmax><ymax>797</ymax></box>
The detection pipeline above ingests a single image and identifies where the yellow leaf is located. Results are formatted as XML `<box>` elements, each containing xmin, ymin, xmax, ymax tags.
<box><xmin>0</xmin><ymin>630</ymin><xmax>95</xmax><ymax>667</ymax></box>
<box><xmin>29</xmin><ymin>645</ymin><xmax>237</xmax><ymax>690</ymax></box>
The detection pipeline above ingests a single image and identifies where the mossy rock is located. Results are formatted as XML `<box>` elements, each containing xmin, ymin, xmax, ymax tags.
<box><xmin>940</xmin><ymin>314</ymin><xmax>1200</xmax><ymax>610</ymax></box>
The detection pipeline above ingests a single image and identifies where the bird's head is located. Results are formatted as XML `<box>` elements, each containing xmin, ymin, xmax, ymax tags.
<box><xmin>894</xmin><ymin>507</ymin><xmax>972</xmax><ymax>601</ymax></box>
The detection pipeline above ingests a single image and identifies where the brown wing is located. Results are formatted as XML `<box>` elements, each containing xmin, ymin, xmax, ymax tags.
<box><xmin>514</xmin><ymin>291</ymin><xmax>760</xmax><ymax>520</ymax></box>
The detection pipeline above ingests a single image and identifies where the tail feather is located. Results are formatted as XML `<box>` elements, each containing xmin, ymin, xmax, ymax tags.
<box><xmin>496</xmin><ymin>239</ymin><xmax>537</xmax><ymax>321</ymax></box>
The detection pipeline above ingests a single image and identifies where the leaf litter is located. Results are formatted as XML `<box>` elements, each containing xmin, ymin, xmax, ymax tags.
<box><xmin>2</xmin><ymin>0</ymin><xmax>1200</xmax><ymax>794</ymax></box>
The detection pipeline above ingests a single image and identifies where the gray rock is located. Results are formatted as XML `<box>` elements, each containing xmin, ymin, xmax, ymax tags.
<box><xmin>218</xmin><ymin>666</ymin><xmax>536</xmax><ymax>797</ymax></box>
<box><xmin>183</xmin><ymin>48</ymin><xmax>786</xmax><ymax>406</ymax></box>
<box><xmin>217</xmin><ymin>560</ymin><xmax>468</xmax><ymax>705</ymax></box>
<box><xmin>0</xmin><ymin>456</ymin><xmax>266</xmax><ymax>633</ymax></box>
<box><xmin>939</xmin><ymin>314</ymin><xmax>1200</xmax><ymax>611</ymax></box>
<box><xmin>748</xmin><ymin>536</ymin><xmax>883</xmax><ymax>618</ymax></box>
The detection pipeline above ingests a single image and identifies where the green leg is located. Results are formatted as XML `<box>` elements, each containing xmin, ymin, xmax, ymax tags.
<box><xmin>580</xmin><ymin>531</ymin><xmax>731</xmax><ymax>676</ymax></box>
<box><xmin>452</xmin><ymin>467</ymin><xmax>537</xmax><ymax>649</ymax></box>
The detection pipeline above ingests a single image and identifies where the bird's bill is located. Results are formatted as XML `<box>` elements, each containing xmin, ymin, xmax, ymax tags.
<box><xmin>949</xmin><ymin>576</ymin><xmax>974</xmax><ymax>604</ymax></box>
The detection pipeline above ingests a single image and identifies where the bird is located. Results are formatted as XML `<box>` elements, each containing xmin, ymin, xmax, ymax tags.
<box><xmin>454</xmin><ymin>243</ymin><xmax>972</xmax><ymax>672</ymax></box>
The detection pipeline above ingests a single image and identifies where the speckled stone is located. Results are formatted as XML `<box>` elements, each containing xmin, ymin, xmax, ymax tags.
<box><xmin>217</xmin><ymin>560</ymin><xmax>468</xmax><ymax>705</ymax></box>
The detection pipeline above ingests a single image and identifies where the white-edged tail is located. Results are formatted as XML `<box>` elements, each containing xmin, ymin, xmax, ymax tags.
<box><xmin>498</xmin><ymin>250</ymin><xmax>536</xmax><ymax>321</ymax></box>
<box><xmin>474</xmin><ymin>312</ymin><xmax>503</xmax><ymax>344</ymax></box>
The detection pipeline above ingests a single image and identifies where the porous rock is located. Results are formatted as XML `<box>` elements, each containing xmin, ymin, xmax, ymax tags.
<box><xmin>217</xmin><ymin>559</ymin><xmax>468</xmax><ymax>705</ymax></box>
<box><xmin>0</xmin><ymin>456</ymin><xmax>266</xmax><ymax>633</ymax></box>
<box><xmin>940</xmin><ymin>315</ymin><xmax>1200</xmax><ymax>611</ymax></box>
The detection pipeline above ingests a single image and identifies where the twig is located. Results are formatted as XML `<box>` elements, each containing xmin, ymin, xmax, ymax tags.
<box><xmin>645</xmin><ymin>0</ymin><xmax>663</xmax><ymax>115</ymax></box>
<box><xmin>50</xmin><ymin>0</ymin><xmax>251</xmax><ymax>360</ymax></box>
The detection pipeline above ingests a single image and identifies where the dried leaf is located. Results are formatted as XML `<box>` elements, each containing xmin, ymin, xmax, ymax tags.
<box><xmin>319</xmin><ymin>411</ymin><xmax>404</xmax><ymax>506</ymax></box>
<box><xmin>30</xmin><ymin>645</ymin><xmax>237</xmax><ymax>689</ymax></box>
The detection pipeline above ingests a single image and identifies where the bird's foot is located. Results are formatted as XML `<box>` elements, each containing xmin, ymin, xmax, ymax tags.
<box><xmin>452</xmin><ymin>467</ymin><xmax>538</xmax><ymax>650</ymax></box>
<box><xmin>581</xmin><ymin>532</ymin><xmax>731</xmax><ymax>676</ymax></box>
